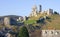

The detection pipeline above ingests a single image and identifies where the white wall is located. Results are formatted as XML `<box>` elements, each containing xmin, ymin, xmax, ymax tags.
<box><xmin>42</xmin><ymin>30</ymin><xmax>60</xmax><ymax>37</ymax></box>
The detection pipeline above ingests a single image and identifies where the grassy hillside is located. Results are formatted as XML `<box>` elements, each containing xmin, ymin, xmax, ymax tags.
<box><xmin>42</xmin><ymin>14</ymin><xmax>60</xmax><ymax>30</ymax></box>
<box><xmin>24</xmin><ymin>13</ymin><xmax>60</xmax><ymax>30</ymax></box>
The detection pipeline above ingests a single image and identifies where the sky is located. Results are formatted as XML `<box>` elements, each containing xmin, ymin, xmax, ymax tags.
<box><xmin>0</xmin><ymin>0</ymin><xmax>60</xmax><ymax>16</ymax></box>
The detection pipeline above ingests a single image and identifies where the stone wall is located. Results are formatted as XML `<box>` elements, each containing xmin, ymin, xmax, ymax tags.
<box><xmin>4</xmin><ymin>17</ymin><xmax>10</xmax><ymax>25</ymax></box>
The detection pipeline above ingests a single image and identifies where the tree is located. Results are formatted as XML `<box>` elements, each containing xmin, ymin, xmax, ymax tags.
<box><xmin>18</xmin><ymin>26</ymin><xmax>29</xmax><ymax>37</ymax></box>
<box><xmin>54</xmin><ymin>11</ymin><xmax>59</xmax><ymax>15</ymax></box>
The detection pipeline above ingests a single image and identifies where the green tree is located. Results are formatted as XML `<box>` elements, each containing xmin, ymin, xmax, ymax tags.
<box><xmin>54</xmin><ymin>11</ymin><xmax>59</xmax><ymax>15</ymax></box>
<box><xmin>18</xmin><ymin>26</ymin><xmax>29</xmax><ymax>37</ymax></box>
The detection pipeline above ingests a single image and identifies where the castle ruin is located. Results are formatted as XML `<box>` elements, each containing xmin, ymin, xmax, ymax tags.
<box><xmin>29</xmin><ymin>5</ymin><xmax>53</xmax><ymax>17</ymax></box>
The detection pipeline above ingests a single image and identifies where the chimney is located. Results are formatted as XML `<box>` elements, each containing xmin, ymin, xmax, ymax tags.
<box><xmin>39</xmin><ymin>5</ymin><xmax>42</xmax><ymax>12</ymax></box>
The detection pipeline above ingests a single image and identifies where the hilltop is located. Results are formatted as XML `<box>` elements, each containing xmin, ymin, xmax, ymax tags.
<box><xmin>24</xmin><ymin>13</ymin><xmax>60</xmax><ymax>30</ymax></box>
<box><xmin>24</xmin><ymin>5</ymin><xmax>60</xmax><ymax>30</ymax></box>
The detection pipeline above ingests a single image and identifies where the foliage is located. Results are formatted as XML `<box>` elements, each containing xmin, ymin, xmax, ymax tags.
<box><xmin>18</xmin><ymin>26</ymin><xmax>29</xmax><ymax>37</ymax></box>
<box><xmin>27</xmin><ymin>24</ymin><xmax>35</xmax><ymax>31</ymax></box>
<box><xmin>46</xmin><ymin>16</ymin><xmax>51</xmax><ymax>22</ymax></box>
<box><xmin>54</xmin><ymin>11</ymin><xmax>59</xmax><ymax>15</ymax></box>
<box><xmin>37</xmin><ymin>18</ymin><xmax>45</xmax><ymax>24</ymax></box>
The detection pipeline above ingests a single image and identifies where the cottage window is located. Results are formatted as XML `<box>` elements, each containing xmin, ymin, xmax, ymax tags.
<box><xmin>51</xmin><ymin>31</ymin><xmax>53</xmax><ymax>34</ymax></box>
<box><xmin>45</xmin><ymin>31</ymin><xmax>47</xmax><ymax>34</ymax></box>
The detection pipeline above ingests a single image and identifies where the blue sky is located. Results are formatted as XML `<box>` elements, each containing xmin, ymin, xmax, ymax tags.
<box><xmin>0</xmin><ymin>0</ymin><xmax>60</xmax><ymax>16</ymax></box>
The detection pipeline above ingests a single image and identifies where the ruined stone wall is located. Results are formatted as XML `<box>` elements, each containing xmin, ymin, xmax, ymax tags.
<box><xmin>46</xmin><ymin>9</ymin><xmax>53</xmax><ymax>15</ymax></box>
<box><xmin>4</xmin><ymin>17</ymin><xmax>11</xmax><ymax>28</ymax></box>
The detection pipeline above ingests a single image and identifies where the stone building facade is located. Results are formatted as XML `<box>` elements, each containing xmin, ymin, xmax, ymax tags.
<box><xmin>42</xmin><ymin>30</ymin><xmax>60</xmax><ymax>37</ymax></box>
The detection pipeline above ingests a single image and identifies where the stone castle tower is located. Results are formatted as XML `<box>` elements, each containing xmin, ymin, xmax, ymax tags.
<box><xmin>47</xmin><ymin>9</ymin><xmax>53</xmax><ymax>15</ymax></box>
<box><xmin>30</xmin><ymin>5</ymin><xmax>38</xmax><ymax>17</ymax></box>
<box><xmin>39</xmin><ymin>5</ymin><xmax>42</xmax><ymax>12</ymax></box>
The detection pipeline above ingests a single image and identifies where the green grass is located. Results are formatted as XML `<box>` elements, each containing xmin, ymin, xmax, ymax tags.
<box><xmin>24</xmin><ymin>20</ymin><xmax>36</xmax><ymax>24</ymax></box>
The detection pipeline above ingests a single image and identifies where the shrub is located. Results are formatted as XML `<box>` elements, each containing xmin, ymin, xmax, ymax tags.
<box><xmin>18</xmin><ymin>26</ymin><xmax>29</xmax><ymax>37</ymax></box>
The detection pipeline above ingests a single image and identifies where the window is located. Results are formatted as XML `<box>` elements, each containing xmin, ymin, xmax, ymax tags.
<box><xmin>45</xmin><ymin>31</ymin><xmax>47</xmax><ymax>34</ymax></box>
<box><xmin>51</xmin><ymin>31</ymin><xmax>53</xmax><ymax>34</ymax></box>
